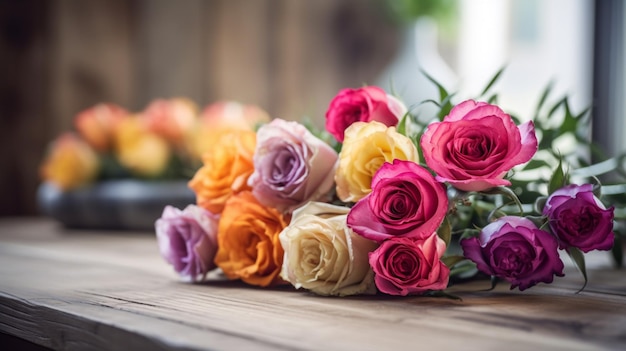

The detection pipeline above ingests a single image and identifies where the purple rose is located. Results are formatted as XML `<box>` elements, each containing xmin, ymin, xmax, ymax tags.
<box><xmin>543</xmin><ymin>184</ymin><xmax>614</xmax><ymax>253</ymax></box>
<box><xmin>347</xmin><ymin>159</ymin><xmax>448</xmax><ymax>243</ymax></box>
<box><xmin>155</xmin><ymin>205</ymin><xmax>219</xmax><ymax>282</ymax></box>
<box><xmin>248</xmin><ymin>118</ymin><xmax>338</xmax><ymax>212</ymax></box>
<box><xmin>461</xmin><ymin>216</ymin><xmax>564</xmax><ymax>291</ymax></box>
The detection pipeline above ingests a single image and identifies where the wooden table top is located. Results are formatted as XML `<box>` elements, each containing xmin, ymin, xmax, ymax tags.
<box><xmin>1</xmin><ymin>217</ymin><xmax>625</xmax><ymax>351</ymax></box>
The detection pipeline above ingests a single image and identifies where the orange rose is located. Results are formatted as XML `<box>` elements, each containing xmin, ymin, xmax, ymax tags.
<box><xmin>40</xmin><ymin>132</ymin><xmax>100</xmax><ymax>190</ymax></box>
<box><xmin>191</xmin><ymin>101</ymin><xmax>270</xmax><ymax>159</ymax></box>
<box><xmin>188</xmin><ymin>130</ymin><xmax>256</xmax><ymax>214</ymax></box>
<box><xmin>142</xmin><ymin>98</ymin><xmax>198</xmax><ymax>144</ymax></box>
<box><xmin>215</xmin><ymin>191</ymin><xmax>289</xmax><ymax>287</ymax></box>
<box><xmin>74</xmin><ymin>103</ymin><xmax>127</xmax><ymax>152</ymax></box>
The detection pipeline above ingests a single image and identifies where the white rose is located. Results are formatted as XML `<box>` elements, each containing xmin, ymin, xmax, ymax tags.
<box><xmin>279</xmin><ymin>202</ymin><xmax>378</xmax><ymax>296</ymax></box>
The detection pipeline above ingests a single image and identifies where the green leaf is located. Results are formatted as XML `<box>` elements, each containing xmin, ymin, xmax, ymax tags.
<box><xmin>421</xmin><ymin>69</ymin><xmax>450</xmax><ymax>102</ymax></box>
<box><xmin>460</xmin><ymin>228</ymin><xmax>481</xmax><ymax>240</ymax></box>
<box><xmin>437</xmin><ymin>216</ymin><xmax>452</xmax><ymax>246</ymax></box>
<box><xmin>481</xmin><ymin>276</ymin><xmax>500</xmax><ymax>292</ymax></box>
<box><xmin>611</xmin><ymin>234</ymin><xmax>623</xmax><ymax>268</ymax></box>
<box><xmin>533</xmin><ymin>197</ymin><xmax>547</xmax><ymax>215</ymax></box>
<box><xmin>534</xmin><ymin>82</ymin><xmax>553</xmax><ymax>120</ymax></box>
<box><xmin>479</xmin><ymin>66</ymin><xmax>506</xmax><ymax>98</ymax></box>
<box><xmin>522</xmin><ymin>159</ymin><xmax>552</xmax><ymax>171</ymax></box>
<box><xmin>397</xmin><ymin>111</ymin><xmax>409</xmax><ymax>135</ymax></box>
<box><xmin>547</xmin><ymin>97</ymin><xmax>566</xmax><ymax>119</ymax></box>
<box><xmin>449</xmin><ymin>260</ymin><xmax>478</xmax><ymax>279</ymax></box>
<box><xmin>566</xmin><ymin>247</ymin><xmax>588</xmax><ymax>293</ymax></box>
<box><xmin>442</xmin><ymin>255</ymin><xmax>465</xmax><ymax>269</ymax></box>
<box><xmin>548</xmin><ymin>158</ymin><xmax>566</xmax><ymax>194</ymax></box>
<box><xmin>420</xmin><ymin>69</ymin><xmax>454</xmax><ymax>120</ymax></box>
<box><xmin>425</xmin><ymin>290</ymin><xmax>463</xmax><ymax>301</ymax></box>
<box><xmin>479</xmin><ymin>186</ymin><xmax>524</xmax><ymax>215</ymax></box>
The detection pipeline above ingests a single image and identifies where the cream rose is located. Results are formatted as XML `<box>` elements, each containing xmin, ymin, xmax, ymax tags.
<box><xmin>279</xmin><ymin>202</ymin><xmax>378</xmax><ymax>296</ymax></box>
<box><xmin>335</xmin><ymin>121</ymin><xmax>419</xmax><ymax>202</ymax></box>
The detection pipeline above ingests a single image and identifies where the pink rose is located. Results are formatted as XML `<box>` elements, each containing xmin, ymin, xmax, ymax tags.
<box><xmin>155</xmin><ymin>205</ymin><xmax>220</xmax><ymax>282</ymax></box>
<box><xmin>248</xmin><ymin>119</ymin><xmax>338</xmax><ymax>213</ymax></box>
<box><xmin>347</xmin><ymin>159</ymin><xmax>448</xmax><ymax>243</ymax></box>
<box><xmin>369</xmin><ymin>235</ymin><xmax>449</xmax><ymax>296</ymax></box>
<box><xmin>461</xmin><ymin>216</ymin><xmax>564</xmax><ymax>291</ymax></box>
<box><xmin>543</xmin><ymin>184</ymin><xmax>614</xmax><ymax>253</ymax></box>
<box><xmin>420</xmin><ymin>100</ymin><xmax>537</xmax><ymax>192</ymax></box>
<box><xmin>325</xmin><ymin>86</ymin><xmax>406</xmax><ymax>142</ymax></box>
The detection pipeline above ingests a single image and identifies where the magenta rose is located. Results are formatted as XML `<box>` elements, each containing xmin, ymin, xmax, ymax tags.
<box><xmin>461</xmin><ymin>216</ymin><xmax>564</xmax><ymax>291</ymax></box>
<box><xmin>420</xmin><ymin>100</ymin><xmax>537</xmax><ymax>192</ymax></box>
<box><xmin>347</xmin><ymin>159</ymin><xmax>448</xmax><ymax>243</ymax></box>
<box><xmin>369</xmin><ymin>235</ymin><xmax>449</xmax><ymax>296</ymax></box>
<box><xmin>248</xmin><ymin>118</ymin><xmax>338</xmax><ymax>213</ymax></box>
<box><xmin>543</xmin><ymin>184</ymin><xmax>614</xmax><ymax>253</ymax></box>
<box><xmin>155</xmin><ymin>205</ymin><xmax>219</xmax><ymax>282</ymax></box>
<box><xmin>325</xmin><ymin>86</ymin><xmax>406</xmax><ymax>142</ymax></box>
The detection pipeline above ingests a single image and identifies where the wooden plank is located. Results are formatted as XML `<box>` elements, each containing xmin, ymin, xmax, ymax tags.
<box><xmin>1</xmin><ymin>219</ymin><xmax>626</xmax><ymax>350</ymax></box>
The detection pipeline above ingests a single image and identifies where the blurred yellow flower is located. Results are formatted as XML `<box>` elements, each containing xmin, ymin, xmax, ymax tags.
<box><xmin>335</xmin><ymin>121</ymin><xmax>419</xmax><ymax>202</ymax></box>
<box><xmin>40</xmin><ymin>132</ymin><xmax>100</xmax><ymax>190</ymax></box>
<box><xmin>113</xmin><ymin>115</ymin><xmax>171</xmax><ymax>178</ymax></box>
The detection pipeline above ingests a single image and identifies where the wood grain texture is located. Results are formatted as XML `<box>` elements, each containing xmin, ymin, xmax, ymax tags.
<box><xmin>1</xmin><ymin>219</ymin><xmax>625</xmax><ymax>350</ymax></box>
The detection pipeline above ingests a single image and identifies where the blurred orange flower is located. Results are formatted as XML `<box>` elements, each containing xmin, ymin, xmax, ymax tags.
<box><xmin>40</xmin><ymin>132</ymin><xmax>100</xmax><ymax>190</ymax></box>
<box><xmin>74</xmin><ymin>103</ymin><xmax>128</xmax><ymax>152</ymax></box>
<box><xmin>142</xmin><ymin>98</ymin><xmax>198</xmax><ymax>144</ymax></box>
<box><xmin>215</xmin><ymin>191</ymin><xmax>289</xmax><ymax>287</ymax></box>
<box><xmin>188</xmin><ymin>130</ymin><xmax>256</xmax><ymax>214</ymax></box>
<box><xmin>191</xmin><ymin>101</ymin><xmax>270</xmax><ymax>159</ymax></box>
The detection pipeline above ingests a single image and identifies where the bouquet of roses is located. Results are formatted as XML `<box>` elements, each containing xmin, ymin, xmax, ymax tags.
<box><xmin>155</xmin><ymin>72</ymin><xmax>624</xmax><ymax>297</ymax></box>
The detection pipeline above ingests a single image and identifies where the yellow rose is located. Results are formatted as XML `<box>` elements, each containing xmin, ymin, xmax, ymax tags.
<box><xmin>215</xmin><ymin>191</ymin><xmax>289</xmax><ymax>287</ymax></box>
<box><xmin>188</xmin><ymin>130</ymin><xmax>256</xmax><ymax>214</ymax></box>
<box><xmin>335</xmin><ymin>121</ymin><xmax>418</xmax><ymax>202</ymax></box>
<box><xmin>279</xmin><ymin>202</ymin><xmax>377</xmax><ymax>296</ymax></box>
<box><xmin>113</xmin><ymin>115</ymin><xmax>171</xmax><ymax>177</ymax></box>
<box><xmin>40</xmin><ymin>133</ymin><xmax>100</xmax><ymax>190</ymax></box>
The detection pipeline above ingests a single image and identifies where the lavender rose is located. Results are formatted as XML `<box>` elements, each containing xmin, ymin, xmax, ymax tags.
<box><xmin>155</xmin><ymin>205</ymin><xmax>220</xmax><ymax>282</ymax></box>
<box><xmin>347</xmin><ymin>159</ymin><xmax>448</xmax><ymax>243</ymax></box>
<box><xmin>461</xmin><ymin>216</ymin><xmax>564</xmax><ymax>291</ymax></box>
<box><xmin>369</xmin><ymin>235</ymin><xmax>449</xmax><ymax>296</ymax></box>
<box><xmin>420</xmin><ymin>100</ymin><xmax>537</xmax><ymax>192</ymax></box>
<box><xmin>248</xmin><ymin>118</ymin><xmax>338</xmax><ymax>213</ymax></box>
<box><xmin>543</xmin><ymin>184</ymin><xmax>615</xmax><ymax>253</ymax></box>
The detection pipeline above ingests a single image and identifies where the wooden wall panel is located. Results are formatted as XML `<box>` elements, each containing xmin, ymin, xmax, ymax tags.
<box><xmin>0</xmin><ymin>0</ymin><xmax>51</xmax><ymax>215</ymax></box>
<box><xmin>206</xmin><ymin>0</ymin><xmax>273</xmax><ymax>112</ymax></box>
<box><xmin>134</xmin><ymin>0</ymin><xmax>207</xmax><ymax>107</ymax></box>
<box><xmin>0</xmin><ymin>0</ymin><xmax>400</xmax><ymax>216</ymax></box>
<box><xmin>49</xmin><ymin>0</ymin><xmax>135</xmax><ymax>129</ymax></box>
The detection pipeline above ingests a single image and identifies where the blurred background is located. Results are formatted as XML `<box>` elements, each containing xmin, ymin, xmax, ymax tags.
<box><xmin>1</xmin><ymin>0</ymin><xmax>624</xmax><ymax>217</ymax></box>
